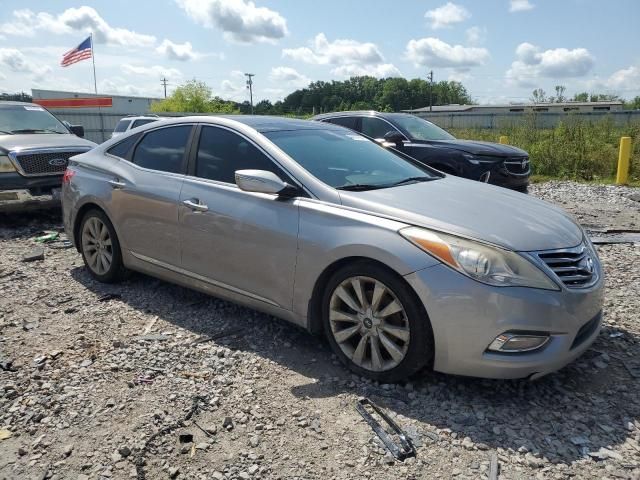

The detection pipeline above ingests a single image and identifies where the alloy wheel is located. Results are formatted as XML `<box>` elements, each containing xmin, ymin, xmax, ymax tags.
<box><xmin>329</xmin><ymin>276</ymin><xmax>410</xmax><ymax>372</ymax></box>
<box><xmin>81</xmin><ymin>217</ymin><xmax>113</xmax><ymax>276</ymax></box>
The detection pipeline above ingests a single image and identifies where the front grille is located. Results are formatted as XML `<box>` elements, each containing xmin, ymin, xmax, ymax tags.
<box><xmin>537</xmin><ymin>243</ymin><xmax>597</xmax><ymax>288</ymax></box>
<box><xmin>12</xmin><ymin>150</ymin><xmax>87</xmax><ymax>176</ymax></box>
<box><xmin>504</xmin><ymin>156</ymin><xmax>530</xmax><ymax>175</ymax></box>
<box><xmin>570</xmin><ymin>312</ymin><xmax>601</xmax><ymax>349</ymax></box>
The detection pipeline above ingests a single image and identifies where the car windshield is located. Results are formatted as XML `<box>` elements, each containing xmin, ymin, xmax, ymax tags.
<box><xmin>265</xmin><ymin>128</ymin><xmax>439</xmax><ymax>190</ymax></box>
<box><xmin>0</xmin><ymin>105</ymin><xmax>69</xmax><ymax>134</ymax></box>
<box><xmin>391</xmin><ymin>115</ymin><xmax>455</xmax><ymax>141</ymax></box>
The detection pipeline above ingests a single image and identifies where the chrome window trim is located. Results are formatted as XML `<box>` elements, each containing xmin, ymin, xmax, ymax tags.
<box><xmin>8</xmin><ymin>146</ymin><xmax>93</xmax><ymax>177</ymax></box>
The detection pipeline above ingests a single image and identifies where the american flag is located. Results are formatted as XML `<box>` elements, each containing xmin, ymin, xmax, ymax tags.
<box><xmin>61</xmin><ymin>36</ymin><xmax>93</xmax><ymax>67</ymax></box>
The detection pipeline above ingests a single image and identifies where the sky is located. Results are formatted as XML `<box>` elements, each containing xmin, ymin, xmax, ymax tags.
<box><xmin>0</xmin><ymin>0</ymin><xmax>639</xmax><ymax>106</ymax></box>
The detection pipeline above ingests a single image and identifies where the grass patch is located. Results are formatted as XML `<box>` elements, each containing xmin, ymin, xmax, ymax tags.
<box><xmin>450</xmin><ymin>117</ymin><xmax>640</xmax><ymax>183</ymax></box>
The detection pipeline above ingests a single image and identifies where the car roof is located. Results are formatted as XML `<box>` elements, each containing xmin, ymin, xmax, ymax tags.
<box><xmin>0</xmin><ymin>101</ymin><xmax>43</xmax><ymax>108</ymax></box>
<box><xmin>211</xmin><ymin>115</ymin><xmax>344</xmax><ymax>133</ymax></box>
<box><xmin>312</xmin><ymin>111</ymin><xmax>417</xmax><ymax>122</ymax></box>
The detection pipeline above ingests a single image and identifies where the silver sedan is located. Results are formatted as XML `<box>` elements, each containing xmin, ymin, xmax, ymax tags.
<box><xmin>62</xmin><ymin>116</ymin><xmax>604</xmax><ymax>382</ymax></box>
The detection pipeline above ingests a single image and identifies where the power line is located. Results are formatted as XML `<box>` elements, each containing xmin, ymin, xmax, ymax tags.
<box><xmin>160</xmin><ymin>77</ymin><xmax>168</xmax><ymax>98</ymax></box>
<box><xmin>245</xmin><ymin>73</ymin><xmax>255</xmax><ymax>114</ymax></box>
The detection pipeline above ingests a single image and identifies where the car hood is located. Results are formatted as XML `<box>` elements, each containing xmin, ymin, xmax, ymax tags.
<box><xmin>417</xmin><ymin>139</ymin><xmax>528</xmax><ymax>157</ymax></box>
<box><xmin>0</xmin><ymin>133</ymin><xmax>96</xmax><ymax>154</ymax></box>
<box><xmin>338</xmin><ymin>176</ymin><xmax>582</xmax><ymax>252</ymax></box>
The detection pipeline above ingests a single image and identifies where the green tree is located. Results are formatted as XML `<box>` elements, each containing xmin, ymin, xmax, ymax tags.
<box><xmin>151</xmin><ymin>80</ymin><xmax>239</xmax><ymax>113</ymax></box>
<box><xmin>530</xmin><ymin>88</ymin><xmax>547</xmax><ymax>103</ymax></box>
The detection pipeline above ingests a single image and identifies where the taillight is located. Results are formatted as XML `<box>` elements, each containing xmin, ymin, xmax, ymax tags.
<box><xmin>62</xmin><ymin>168</ymin><xmax>76</xmax><ymax>183</ymax></box>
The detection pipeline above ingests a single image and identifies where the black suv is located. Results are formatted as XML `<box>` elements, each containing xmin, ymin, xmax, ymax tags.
<box><xmin>312</xmin><ymin>111</ymin><xmax>530</xmax><ymax>191</ymax></box>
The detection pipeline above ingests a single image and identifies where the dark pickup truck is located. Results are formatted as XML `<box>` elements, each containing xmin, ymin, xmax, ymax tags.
<box><xmin>0</xmin><ymin>101</ymin><xmax>96</xmax><ymax>212</ymax></box>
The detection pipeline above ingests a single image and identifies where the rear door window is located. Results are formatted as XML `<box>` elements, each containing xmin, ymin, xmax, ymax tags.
<box><xmin>114</xmin><ymin>120</ymin><xmax>131</xmax><ymax>133</ymax></box>
<box><xmin>325</xmin><ymin>116</ymin><xmax>358</xmax><ymax>130</ymax></box>
<box><xmin>131</xmin><ymin>119</ymin><xmax>157</xmax><ymax>128</ymax></box>
<box><xmin>132</xmin><ymin>126</ymin><xmax>192</xmax><ymax>174</ymax></box>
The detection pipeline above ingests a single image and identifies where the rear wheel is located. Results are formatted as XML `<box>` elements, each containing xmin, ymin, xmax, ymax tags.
<box><xmin>80</xmin><ymin>210</ymin><xmax>128</xmax><ymax>283</ymax></box>
<box><xmin>322</xmin><ymin>261</ymin><xmax>433</xmax><ymax>382</ymax></box>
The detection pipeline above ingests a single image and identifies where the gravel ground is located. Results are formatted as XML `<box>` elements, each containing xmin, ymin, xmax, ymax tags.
<box><xmin>1</xmin><ymin>181</ymin><xmax>639</xmax><ymax>480</ymax></box>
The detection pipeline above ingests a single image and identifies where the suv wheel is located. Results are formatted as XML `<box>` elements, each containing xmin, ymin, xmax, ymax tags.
<box><xmin>322</xmin><ymin>261</ymin><xmax>433</xmax><ymax>382</ymax></box>
<box><xmin>80</xmin><ymin>210</ymin><xmax>128</xmax><ymax>283</ymax></box>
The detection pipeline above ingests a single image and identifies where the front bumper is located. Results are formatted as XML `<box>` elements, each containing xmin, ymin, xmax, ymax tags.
<box><xmin>466</xmin><ymin>163</ymin><xmax>530</xmax><ymax>190</ymax></box>
<box><xmin>405</xmin><ymin>263</ymin><xmax>604</xmax><ymax>379</ymax></box>
<box><xmin>0</xmin><ymin>172</ymin><xmax>63</xmax><ymax>213</ymax></box>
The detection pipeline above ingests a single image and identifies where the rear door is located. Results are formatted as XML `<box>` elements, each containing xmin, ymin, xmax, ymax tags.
<box><xmin>179</xmin><ymin>124</ymin><xmax>300</xmax><ymax>310</ymax></box>
<box><xmin>107</xmin><ymin>124</ymin><xmax>194</xmax><ymax>268</ymax></box>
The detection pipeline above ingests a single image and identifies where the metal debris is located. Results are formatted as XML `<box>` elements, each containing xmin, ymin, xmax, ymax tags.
<box><xmin>355</xmin><ymin>398</ymin><xmax>415</xmax><ymax>461</ymax></box>
<box><xmin>489</xmin><ymin>452</ymin><xmax>499</xmax><ymax>480</ymax></box>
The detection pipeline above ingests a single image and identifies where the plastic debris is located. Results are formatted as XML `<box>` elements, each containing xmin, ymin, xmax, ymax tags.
<box><xmin>34</xmin><ymin>232</ymin><xmax>59</xmax><ymax>243</ymax></box>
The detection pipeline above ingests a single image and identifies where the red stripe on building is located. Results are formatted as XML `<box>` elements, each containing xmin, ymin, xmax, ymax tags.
<box><xmin>33</xmin><ymin>97</ymin><xmax>113</xmax><ymax>109</ymax></box>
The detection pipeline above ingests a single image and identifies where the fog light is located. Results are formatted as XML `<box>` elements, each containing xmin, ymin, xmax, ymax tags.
<box><xmin>488</xmin><ymin>333</ymin><xmax>549</xmax><ymax>353</ymax></box>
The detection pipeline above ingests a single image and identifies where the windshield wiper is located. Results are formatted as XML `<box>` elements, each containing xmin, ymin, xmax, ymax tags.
<box><xmin>336</xmin><ymin>183</ymin><xmax>389</xmax><ymax>191</ymax></box>
<box><xmin>0</xmin><ymin>130</ymin><xmax>13</xmax><ymax>135</ymax></box>
<box><xmin>386</xmin><ymin>176</ymin><xmax>436</xmax><ymax>187</ymax></box>
<box><xmin>11</xmin><ymin>128</ymin><xmax>64</xmax><ymax>134</ymax></box>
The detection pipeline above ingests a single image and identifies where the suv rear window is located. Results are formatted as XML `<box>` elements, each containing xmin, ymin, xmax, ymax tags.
<box><xmin>114</xmin><ymin>120</ymin><xmax>131</xmax><ymax>133</ymax></box>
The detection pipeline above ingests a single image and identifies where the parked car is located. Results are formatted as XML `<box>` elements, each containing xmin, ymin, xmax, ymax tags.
<box><xmin>62</xmin><ymin>116</ymin><xmax>602</xmax><ymax>382</ymax></box>
<box><xmin>312</xmin><ymin>111</ymin><xmax>530</xmax><ymax>191</ymax></box>
<box><xmin>0</xmin><ymin>101</ymin><xmax>96</xmax><ymax>213</ymax></box>
<box><xmin>111</xmin><ymin>115</ymin><xmax>163</xmax><ymax>138</ymax></box>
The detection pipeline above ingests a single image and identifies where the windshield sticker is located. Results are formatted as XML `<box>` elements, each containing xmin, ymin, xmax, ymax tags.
<box><xmin>24</xmin><ymin>106</ymin><xmax>45</xmax><ymax>111</ymax></box>
<box><xmin>346</xmin><ymin>134</ymin><xmax>367</xmax><ymax>141</ymax></box>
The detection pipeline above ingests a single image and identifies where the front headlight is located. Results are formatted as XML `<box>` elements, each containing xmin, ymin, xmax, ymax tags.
<box><xmin>400</xmin><ymin>227</ymin><xmax>559</xmax><ymax>290</ymax></box>
<box><xmin>0</xmin><ymin>155</ymin><xmax>16</xmax><ymax>173</ymax></box>
<box><xmin>462</xmin><ymin>153</ymin><xmax>503</xmax><ymax>165</ymax></box>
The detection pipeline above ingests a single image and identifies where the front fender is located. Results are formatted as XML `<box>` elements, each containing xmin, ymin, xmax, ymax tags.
<box><xmin>291</xmin><ymin>199</ymin><xmax>440</xmax><ymax>320</ymax></box>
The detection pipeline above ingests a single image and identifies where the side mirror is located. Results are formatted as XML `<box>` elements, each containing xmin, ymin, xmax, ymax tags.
<box><xmin>383</xmin><ymin>130</ymin><xmax>405</xmax><ymax>145</ymax></box>
<box><xmin>235</xmin><ymin>169</ymin><xmax>291</xmax><ymax>195</ymax></box>
<box><xmin>69</xmin><ymin>125</ymin><xmax>85</xmax><ymax>138</ymax></box>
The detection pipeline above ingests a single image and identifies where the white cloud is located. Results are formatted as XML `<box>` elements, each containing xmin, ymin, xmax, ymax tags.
<box><xmin>269</xmin><ymin>67</ymin><xmax>310</xmax><ymax>87</ymax></box>
<box><xmin>0</xmin><ymin>7</ymin><xmax>156</xmax><ymax>47</ymax></box>
<box><xmin>283</xmin><ymin>33</ymin><xmax>384</xmax><ymax>66</ymax></box>
<box><xmin>425</xmin><ymin>2</ymin><xmax>470</xmax><ymax>29</ymax></box>
<box><xmin>0</xmin><ymin>48</ymin><xmax>51</xmax><ymax>79</ymax></box>
<box><xmin>156</xmin><ymin>39</ymin><xmax>199</xmax><ymax>61</ymax></box>
<box><xmin>282</xmin><ymin>33</ymin><xmax>397</xmax><ymax>78</ymax></box>
<box><xmin>176</xmin><ymin>0</ymin><xmax>288</xmax><ymax>44</ymax></box>
<box><xmin>405</xmin><ymin>38</ymin><xmax>490</xmax><ymax>68</ymax></box>
<box><xmin>605</xmin><ymin>65</ymin><xmax>640</xmax><ymax>90</ymax></box>
<box><xmin>331</xmin><ymin>64</ymin><xmax>401</xmax><ymax>78</ymax></box>
<box><xmin>121</xmin><ymin>64</ymin><xmax>183</xmax><ymax>80</ymax></box>
<box><xmin>509</xmin><ymin>0</ymin><xmax>535</xmax><ymax>12</ymax></box>
<box><xmin>583</xmin><ymin>65</ymin><xmax>640</xmax><ymax>95</ymax></box>
<box><xmin>465</xmin><ymin>26</ymin><xmax>486</xmax><ymax>45</ymax></box>
<box><xmin>506</xmin><ymin>42</ymin><xmax>595</xmax><ymax>86</ymax></box>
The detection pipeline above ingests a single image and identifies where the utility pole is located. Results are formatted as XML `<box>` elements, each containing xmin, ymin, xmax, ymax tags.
<box><xmin>160</xmin><ymin>77</ymin><xmax>168</xmax><ymax>98</ymax></box>
<box><xmin>245</xmin><ymin>73</ymin><xmax>255</xmax><ymax>114</ymax></box>
<box><xmin>427</xmin><ymin>70</ymin><xmax>434</xmax><ymax>112</ymax></box>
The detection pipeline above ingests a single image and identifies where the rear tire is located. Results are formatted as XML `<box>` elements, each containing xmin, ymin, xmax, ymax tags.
<box><xmin>322</xmin><ymin>260</ymin><xmax>434</xmax><ymax>383</ymax></box>
<box><xmin>79</xmin><ymin>209</ymin><xmax>128</xmax><ymax>283</ymax></box>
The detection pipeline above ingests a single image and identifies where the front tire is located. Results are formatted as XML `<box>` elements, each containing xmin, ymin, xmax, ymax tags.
<box><xmin>79</xmin><ymin>209</ymin><xmax>128</xmax><ymax>283</ymax></box>
<box><xmin>322</xmin><ymin>261</ymin><xmax>434</xmax><ymax>383</ymax></box>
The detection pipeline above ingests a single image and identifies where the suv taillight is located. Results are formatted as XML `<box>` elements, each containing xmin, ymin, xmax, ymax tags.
<box><xmin>62</xmin><ymin>168</ymin><xmax>76</xmax><ymax>183</ymax></box>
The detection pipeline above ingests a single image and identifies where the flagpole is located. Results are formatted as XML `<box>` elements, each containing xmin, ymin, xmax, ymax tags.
<box><xmin>90</xmin><ymin>32</ymin><xmax>98</xmax><ymax>95</ymax></box>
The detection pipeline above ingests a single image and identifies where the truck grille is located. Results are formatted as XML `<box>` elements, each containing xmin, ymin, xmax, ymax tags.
<box><xmin>11</xmin><ymin>149</ymin><xmax>88</xmax><ymax>176</ymax></box>
<box><xmin>504</xmin><ymin>156</ymin><xmax>530</xmax><ymax>175</ymax></box>
<box><xmin>537</xmin><ymin>243</ymin><xmax>597</xmax><ymax>288</ymax></box>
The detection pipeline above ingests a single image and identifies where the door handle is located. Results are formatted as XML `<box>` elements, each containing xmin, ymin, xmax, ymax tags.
<box><xmin>183</xmin><ymin>199</ymin><xmax>209</xmax><ymax>212</ymax></box>
<box><xmin>108</xmin><ymin>179</ymin><xmax>126</xmax><ymax>189</ymax></box>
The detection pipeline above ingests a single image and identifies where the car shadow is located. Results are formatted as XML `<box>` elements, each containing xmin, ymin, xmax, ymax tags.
<box><xmin>69</xmin><ymin>265</ymin><xmax>639</xmax><ymax>465</ymax></box>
